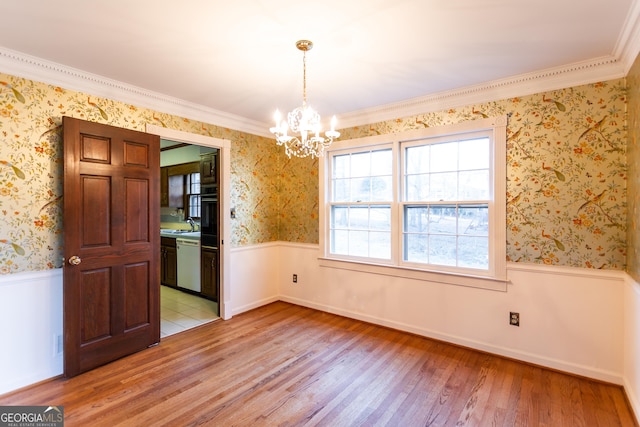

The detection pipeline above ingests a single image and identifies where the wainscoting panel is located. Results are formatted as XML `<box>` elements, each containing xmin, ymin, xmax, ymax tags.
<box><xmin>277</xmin><ymin>242</ymin><xmax>626</xmax><ymax>384</ymax></box>
<box><xmin>624</xmin><ymin>275</ymin><xmax>640</xmax><ymax>422</ymax></box>
<box><xmin>0</xmin><ymin>269</ymin><xmax>63</xmax><ymax>395</ymax></box>
<box><xmin>228</xmin><ymin>243</ymin><xmax>280</xmax><ymax>316</ymax></box>
<box><xmin>1</xmin><ymin>241</ymin><xmax>636</xmax><ymax>421</ymax></box>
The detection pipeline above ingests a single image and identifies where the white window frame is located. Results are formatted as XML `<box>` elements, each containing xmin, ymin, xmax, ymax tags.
<box><xmin>319</xmin><ymin>116</ymin><xmax>508</xmax><ymax>291</ymax></box>
<box><xmin>186</xmin><ymin>172</ymin><xmax>201</xmax><ymax>219</ymax></box>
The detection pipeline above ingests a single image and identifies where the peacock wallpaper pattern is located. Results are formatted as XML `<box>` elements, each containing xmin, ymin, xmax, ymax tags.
<box><xmin>0</xmin><ymin>72</ymin><xmax>282</xmax><ymax>274</ymax></box>
<box><xmin>0</xmin><ymin>70</ymin><xmax>630</xmax><ymax>274</ymax></box>
<box><xmin>340</xmin><ymin>80</ymin><xmax>628</xmax><ymax>270</ymax></box>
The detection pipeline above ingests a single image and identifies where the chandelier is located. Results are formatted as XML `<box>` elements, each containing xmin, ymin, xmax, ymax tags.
<box><xmin>270</xmin><ymin>40</ymin><xmax>340</xmax><ymax>158</ymax></box>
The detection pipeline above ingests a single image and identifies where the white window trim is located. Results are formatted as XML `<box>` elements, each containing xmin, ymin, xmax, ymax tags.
<box><xmin>318</xmin><ymin>116</ymin><xmax>508</xmax><ymax>292</ymax></box>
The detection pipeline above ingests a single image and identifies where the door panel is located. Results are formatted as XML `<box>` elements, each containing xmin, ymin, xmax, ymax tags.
<box><xmin>82</xmin><ymin>176</ymin><xmax>111</xmax><ymax>246</ymax></box>
<box><xmin>80</xmin><ymin>268</ymin><xmax>111</xmax><ymax>343</ymax></box>
<box><xmin>124</xmin><ymin>141</ymin><xmax>150</xmax><ymax>167</ymax></box>
<box><xmin>63</xmin><ymin>116</ymin><xmax>160</xmax><ymax>377</ymax></box>
<box><xmin>125</xmin><ymin>178</ymin><xmax>149</xmax><ymax>242</ymax></box>
<box><xmin>124</xmin><ymin>262</ymin><xmax>150</xmax><ymax>330</ymax></box>
<box><xmin>81</xmin><ymin>134</ymin><xmax>111</xmax><ymax>163</ymax></box>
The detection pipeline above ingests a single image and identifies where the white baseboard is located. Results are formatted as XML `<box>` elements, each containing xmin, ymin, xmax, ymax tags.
<box><xmin>625</xmin><ymin>376</ymin><xmax>640</xmax><ymax>426</ymax></box>
<box><xmin>231</xmin><ymin>296</ymin><xmax>280</xmax><ymax>316</ymax></box>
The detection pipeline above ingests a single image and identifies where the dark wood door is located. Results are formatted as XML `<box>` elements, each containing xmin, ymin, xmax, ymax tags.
<box><xmin>63</xmin><ymin>116</ymin><xmax>160</xmax><ymax>377</ymax></box>
<box><xmin>160</xmin><ymin>167</ymin><xmax>169</xmax><ymax>206</ymax></box>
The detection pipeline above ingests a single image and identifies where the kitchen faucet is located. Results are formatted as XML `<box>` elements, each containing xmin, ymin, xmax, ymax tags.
<box><xmin>186</xmin><ymin>217</ymin><xmax>196</xmax><ymax>232</ymax></box>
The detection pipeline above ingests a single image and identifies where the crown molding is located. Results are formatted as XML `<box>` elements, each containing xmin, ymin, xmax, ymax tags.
<box><xmin>340</xmin><ymin>1</ymin><xmax>640</xmax><ymax>129</ymax></box>
<box><xmin>337</xmin><ymin>55</ymin><xmax>627</xmax><ymax>129</ymax></box>
<box><xmin>615</xmin><ymin>0</ymin><xmax>640</xmax><ymax>73</ymax></box>
<box><xmin>0</xmin><ymin>47</ymin><xmax>271</xmax><ymax>138</ymax></box>
<box><xmin>1</xmin><ymin>24</ymin><xmax>637</xmax><ymax>136</ymax></box>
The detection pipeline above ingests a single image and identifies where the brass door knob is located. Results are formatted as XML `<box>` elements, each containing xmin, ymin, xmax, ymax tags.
<box><xmin>68</xmin><ymin>255</ymin><xmax>82</xmax><ymax>266</ymax></box>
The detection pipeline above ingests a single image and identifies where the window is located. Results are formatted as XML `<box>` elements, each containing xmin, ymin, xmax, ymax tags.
<box><xmin>186</xmin><ymin>172</ymin><xmax>201</xmax><ymax>218</ymax></box>
<box><xmin>320</xmin><ymin>117</ymin><xmax>507</xmax><ymax>290</ymax></box>
<box><xmin>402</xmin><ymin>136</ymin><xmax>490</xmax><ymax>270</ymax></box>
<box><xmin>331</xmin><ymin>148</ymin><xmax>393</xmax><ymax>259</ymax></box>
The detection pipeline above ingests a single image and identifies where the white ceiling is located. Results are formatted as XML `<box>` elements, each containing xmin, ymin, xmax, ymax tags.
<box><xmin>0</xmin><ymin>0</ymin><xmax>638</xmax><ymax>135</ymax></box>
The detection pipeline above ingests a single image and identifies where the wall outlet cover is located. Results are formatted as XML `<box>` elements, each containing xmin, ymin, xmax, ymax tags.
<box><xmin>510</xmin><ymin>312</ymin><xmax>520</xmax><ymax>326</ymax></box>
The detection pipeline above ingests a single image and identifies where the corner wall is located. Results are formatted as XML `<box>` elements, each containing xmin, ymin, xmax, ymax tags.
<box><xmin>624</xmin><ymin>40</ymin><xmax>640</xmax><ymax>427</ymax></box>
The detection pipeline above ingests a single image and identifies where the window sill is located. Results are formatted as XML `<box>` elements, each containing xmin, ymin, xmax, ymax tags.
<box><xmin>318</xmin><ymin>257</ymin><xmax>508</xmax><ymax>292</ymax></box>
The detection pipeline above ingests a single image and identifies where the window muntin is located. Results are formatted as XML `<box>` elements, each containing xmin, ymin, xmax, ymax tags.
<box><xmin>322</xmin><ymin>117</ymin><xmax>506</xmax><ymax>285</ymax></box>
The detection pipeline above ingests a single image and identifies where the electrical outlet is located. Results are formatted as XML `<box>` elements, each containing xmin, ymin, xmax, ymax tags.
<box><xmin>510</xmin><ymin>312</ymin><xmax>520</xmax><ymax>327</ymax></box>
<box><xmin>292</xmin><ymin>274</ymin><xmax>298</xmax><ymax>283</ymax></box>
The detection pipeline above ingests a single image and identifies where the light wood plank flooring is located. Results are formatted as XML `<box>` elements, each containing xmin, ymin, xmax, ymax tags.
<box><xmin>1</xmin><ymin>302</ymin><xmax>636</xmax><ymax>426</ymax></box>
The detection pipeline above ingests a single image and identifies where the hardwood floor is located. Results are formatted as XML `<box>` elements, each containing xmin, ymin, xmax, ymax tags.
<box><xmin>1</xmin><ymin>302</ymin><xmax>636</xmax><ymax>426</ymax></box>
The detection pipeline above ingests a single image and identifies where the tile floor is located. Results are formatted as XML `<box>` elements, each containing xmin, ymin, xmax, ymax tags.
<box><xmin>160</xmin><ymin>285</ymin><xmax>220</xmax><ymax>338</ymax></box>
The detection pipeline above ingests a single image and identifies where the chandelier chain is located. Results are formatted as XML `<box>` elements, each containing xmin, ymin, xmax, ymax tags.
<box><xmin>302</xmin><ymin>49</ymin><xmax>307</xmax><ymax>106</ymax></box>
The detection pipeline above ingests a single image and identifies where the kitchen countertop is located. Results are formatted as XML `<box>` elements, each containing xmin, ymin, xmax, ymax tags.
<box><xmin>160</xmin><ymin>230</ymin><xmax>201</xmax><ymax>240</ymax></box>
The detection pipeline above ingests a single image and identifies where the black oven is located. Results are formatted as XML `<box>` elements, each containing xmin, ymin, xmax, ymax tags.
<box><xmin>200</xmin><ymin>185</ymin><xmax>218</xmax><ymax>248</ymax></box>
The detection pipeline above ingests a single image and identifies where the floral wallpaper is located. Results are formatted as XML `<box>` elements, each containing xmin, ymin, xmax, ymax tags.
<box><xmin>276</xmin><ymin>155</ymin><xmax>319</xmax><ymax>242</ymax></box>
<box><xmin>0</xmin><ymin>69</ymin><xmax>630</xmax><ymax>274</ymax></box>
<box><xmin>627</xmin><ymin>55</ymin><xmax>640</xmax><ymax>281</ymax></box>
<box><xmin>230</xmin><ymin>132</ymin><xmax>281</xmax><ymax>246</ymax></box>
<box><xmin>338</xmin><ymin>79</ymin><xmax>627</xmax><ymax>269</ymax></box>
<box><xmin>0</xmin><ymin>72</ymin><xmax>280</xmax><ymax>274</ymax></box>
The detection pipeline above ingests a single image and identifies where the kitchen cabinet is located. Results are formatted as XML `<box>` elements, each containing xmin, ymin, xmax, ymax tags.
<box><xmin>200</xmin><ymin>247</ymin><xmax>218</xmax><ymax>301</ymax></box>
<box><xmin>200</xmin><ymin>152</ymin><xmax>218</xmax><ymax>186</ymax></box>
<box><xmin>167</xmin><ymin>175</ymin><xmax>183</xmax><ymax>208</ymax></box>
<box><xmin>160</xmin><ymin>237</ymin><xmax>177</xmax><ymax>287</ymax></box>
<box><xmin>160</xmin><ymin>161</ymin><xmax>200</xmax><ymax>208</ymax></box>
<box><xmin>160</xmin><ymin>167</ymin><xmax>169</xmax><ymax>206</ymax></box>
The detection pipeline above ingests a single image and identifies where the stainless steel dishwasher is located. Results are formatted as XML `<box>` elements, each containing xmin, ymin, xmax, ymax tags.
<box><xmin>176</xmin><ymin>238</ymin><xmax>201</xmax><ymax>292</ymax></box>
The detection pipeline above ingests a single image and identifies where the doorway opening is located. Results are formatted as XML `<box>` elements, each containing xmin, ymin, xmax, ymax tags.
<box><xmin>159</xmin><ymin>139</ymin><xmax>219</xmax><ymax>337</ymax></box>
<box><xmin>146</xmin><ymin>125</ymin><xmax>231</xmax><ymax>338</ymax></box>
